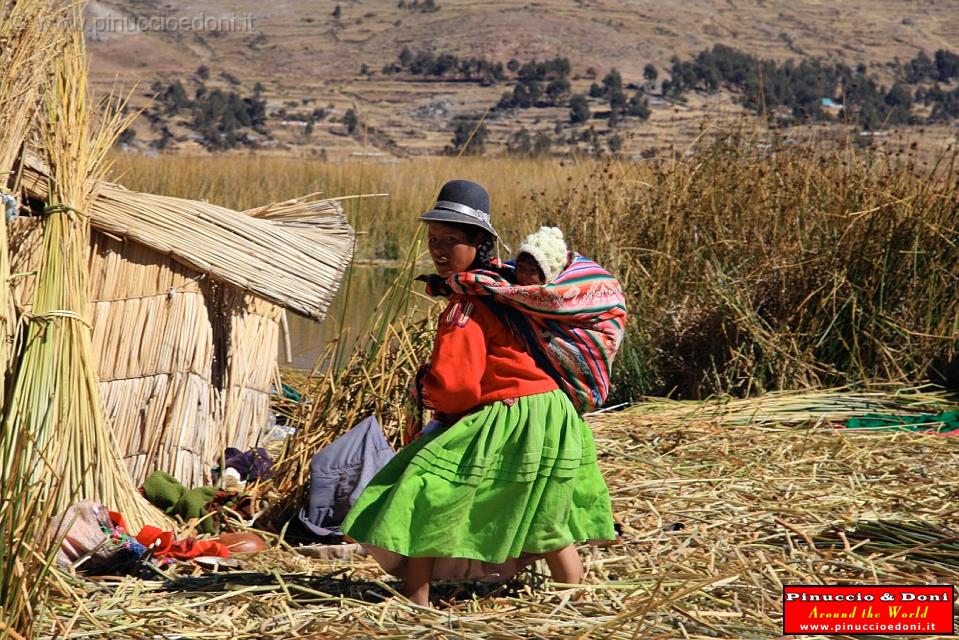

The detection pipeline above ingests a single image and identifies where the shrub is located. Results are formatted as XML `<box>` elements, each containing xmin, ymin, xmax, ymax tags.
<box><xmin>448</xmin><ymin>117</ymin><xmax>487</xmax><ymax>154</ymax></box>
<box><xmin>344</xmin><ymin>108</ymin><xmax>358</xmax><ymax>134</ymax></box>
<box><xmin>643</xmin><ymin>63</ymin><xmax>658</xmax><ymax>84</ymax></box>
<box><xmin>627</xmin><ymin>93</ymin><xmax>651</xmax><ymax>119</ymax></box>
<box><xmin>569</xmin><ymin>94</ymin><xmax>590</xmax><ymax>123</ymax></box>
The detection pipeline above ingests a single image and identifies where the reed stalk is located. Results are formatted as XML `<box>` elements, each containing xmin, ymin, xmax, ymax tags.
<box><xmin>0</xmin><ymin>2</ymin><xmax>64</xmax><ymax>637</ymax></box>
<box><xmin>265</xmin><ymin>236</ymin><xmax>439</xmax><ymax>517</ymax></box>
<box><xmin>0</xmin><ymin>0</ymin><xmax>57</xmax><ymax>409</ymax></box>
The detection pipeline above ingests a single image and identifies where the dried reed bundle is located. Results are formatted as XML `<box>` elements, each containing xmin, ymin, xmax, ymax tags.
<box><xmin>588</xmin><ymin>384</ymin><xmax>952</xmax><ymax>431</ymax></box>
<box><xmin>816</xmin><ymin>520</ymin><xmax>959</xmax><ymax>569</ymax></box>
<box><xmin>3</xmin><ymin>10</ymin><xmax>166</xmax><ymax>532</ymax></box>
<box><xmin>0</xmin><ymin>3</ymin><xmax>64</xmax><ymax>638</ymax></box>
<box><xmin>0</xmin><ymin>0</ymin><xmax>57</xmax><ymax>408</ymax></box>
<box><xmin>0</xmin><ymin>210</ymin><xmax>9</xmax><ymax>412</ymax></box>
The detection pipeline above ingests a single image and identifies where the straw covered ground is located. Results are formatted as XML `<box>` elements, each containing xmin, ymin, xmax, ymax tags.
<box><xmin>40</xmin><ymin>388</ymin><xmax>959</xmax><ymax>639</ymax></box>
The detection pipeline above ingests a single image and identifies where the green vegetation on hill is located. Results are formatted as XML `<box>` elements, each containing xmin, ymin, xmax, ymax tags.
<box><xmin>586</xmin><ymin>69</ymin><xmax>650</xmax><ymax>126</ymax></box>
<box><xmin>147</xmin><ymin>73</ymin><xmax>267</xmax><ymax>150</ymax></box>
<box><xmin>136</xmin><ymin>42</ymin><xmax>959</xmax><ymax>158</ymax></box>
<box><xmin>663</xmin><ymin>45</ymin><xmax>959</xmax><ymax>128</ymax></box>
<box><xmin>397</xmin><ymin>0</ymin><xmax>440</xmax><ymax>12</ymax></box>
<box><xmin>495</xmin><ymin>57</ymin><xmax>572</xmax><ymax>109</ymax></box>
<box><xmin>448</xmin><ymin>116</ymin><xmax>487</xmax><ymax>155</ymax></box>
<box><xmin>383</xmin><ymin>47</ymin><xmax>505</xmax><ymax>84</ymax></box>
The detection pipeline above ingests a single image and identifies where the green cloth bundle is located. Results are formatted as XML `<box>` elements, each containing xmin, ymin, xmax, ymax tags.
<box><xmin>141</xmin><ymin>471</ymin><xmax>219</xmax><ymax>533</ymax></box>
<box><xmin>843</xmin><ymin>411</ymin><xmax>959</xmax><ymax>434</ymax></box>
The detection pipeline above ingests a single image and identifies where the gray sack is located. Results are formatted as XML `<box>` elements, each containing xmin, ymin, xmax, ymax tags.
<box><xmin>297</xmin><ymin>415</ymin><xmax>395</xmax><ymax>538</ymax></box>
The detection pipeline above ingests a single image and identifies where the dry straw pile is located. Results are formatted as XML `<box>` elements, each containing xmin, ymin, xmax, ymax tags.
<box><xmin>33</xmin><ymin>387</ymin><xmax>959</xmax><ymax>639</ymax></box>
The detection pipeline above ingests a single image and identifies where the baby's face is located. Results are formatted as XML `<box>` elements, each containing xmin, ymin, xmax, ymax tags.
<box><xmin>515</xmin><ymin>254</ymin><xmax>545</xmax><ymax>285</ymax></box>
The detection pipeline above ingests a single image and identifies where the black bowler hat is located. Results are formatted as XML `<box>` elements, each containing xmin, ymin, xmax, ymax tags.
<box><xmin>418</xmin><ymin>179</ymin><xmax>498</xmax><ymax>237</ymax></box>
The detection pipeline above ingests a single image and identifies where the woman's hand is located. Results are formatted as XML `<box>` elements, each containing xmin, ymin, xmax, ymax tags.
<box><xmin>402</xmin><ymin>363</ymin><xmax>432</xmax><ymax>445</ymax></box>
<box><xmin>416</xmin><ymin>273</ymin><xmax>452</xmax><ymax>296</ymax></box>
<box><xmin>402</xmin><ymin>413</ymin><xmax>422</xmax><ymax>447</ymax></box>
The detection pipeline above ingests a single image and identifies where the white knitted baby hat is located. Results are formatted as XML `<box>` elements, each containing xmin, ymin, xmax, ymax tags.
<box><xmin>516</xmin><ymin>226</ymin><xmax>568</xmax><ymax>283</ymax></box>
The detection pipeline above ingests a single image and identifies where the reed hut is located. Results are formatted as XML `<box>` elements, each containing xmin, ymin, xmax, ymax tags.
<box><xmin>9</xmin><ymin>153</ymin><xmax>354</xmax><ymax>487</ymax></box>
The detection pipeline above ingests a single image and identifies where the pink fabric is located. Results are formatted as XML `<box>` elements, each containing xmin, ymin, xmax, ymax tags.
<box><xmin>51</xmin><ymin>500</ymin><xmax>112</xmax><ymax>567</ymax></box>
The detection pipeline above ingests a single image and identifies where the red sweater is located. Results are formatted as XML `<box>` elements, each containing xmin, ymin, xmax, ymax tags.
<box><xmin>421</xmin><ymin>294</ymin><xmax>558</xmax><ymax>415</ymax></box>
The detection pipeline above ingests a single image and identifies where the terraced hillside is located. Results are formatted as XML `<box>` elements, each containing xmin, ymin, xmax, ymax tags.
<box><xmin>87</xmin><ymin>0</ymin><xmax>959</xmax><ymax>158</ymax></box>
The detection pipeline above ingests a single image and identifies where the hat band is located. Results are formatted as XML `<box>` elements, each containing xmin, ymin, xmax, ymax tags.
<box><xmin>434</xmin><ymin>200</ymin><xmax>490</xmax><ymax>224</ymax></box>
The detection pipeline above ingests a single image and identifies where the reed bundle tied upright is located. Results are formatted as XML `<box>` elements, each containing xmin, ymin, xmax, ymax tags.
<box><xmin>0</xmin><ymin>5</ymin><xmax>73</xmax><ymax>640</ymax></box>
<box><xmin>2</xmin><ymin>12</ymin><xmax>167</xmax><ymax>532</ymax></box>
<box><xmin>0</xmin><ymin>2</ymin><xmax>65</xmax><ymax>638</ymax></box>
<box><xmin>0</xmin><ymin>0</ymin><xmax>55</xmax><ymax>408</ymax></box>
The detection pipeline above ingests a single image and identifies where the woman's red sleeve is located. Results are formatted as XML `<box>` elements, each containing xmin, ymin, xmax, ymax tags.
<box><xmin>420</xmin><ymin>300</ymin><xmax>487</xmax><ymax>415</ymax></box>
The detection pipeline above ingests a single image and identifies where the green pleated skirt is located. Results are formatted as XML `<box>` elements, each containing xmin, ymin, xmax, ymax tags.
<box><xmin>341</xmin><ymin>389</ymin><xmax>615</xmax><ymax>580</ymax></box>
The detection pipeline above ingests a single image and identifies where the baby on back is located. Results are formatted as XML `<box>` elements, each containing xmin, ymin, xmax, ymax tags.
<box><xmin>513</xmin><ymin>226</ymin><xmax>569</xmax><ymax>286</ymax></box>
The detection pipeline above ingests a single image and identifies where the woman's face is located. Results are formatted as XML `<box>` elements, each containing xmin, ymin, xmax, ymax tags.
<box><xmin>427</xmin><ymin>221</ymin><xmax>479</xmax><ymax>277</ymax></box>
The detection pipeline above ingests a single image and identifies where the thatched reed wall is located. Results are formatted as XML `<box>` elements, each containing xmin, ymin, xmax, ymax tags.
<box><xmin>9</xmin><ymin>219</ymin><xmax>285</xmax><ymax>486</ymax></box>
<box><xmin>89</xmin><ymin>234</ymin><xmax>219</xmax><ymax>486</ymax></box>
<box><xmin>217</xmin><ymin>291</ymin><xmax>283</xmax><ymax>467</ymax></box>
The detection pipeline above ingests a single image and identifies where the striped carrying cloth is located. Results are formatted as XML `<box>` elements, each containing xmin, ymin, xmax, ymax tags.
<box><xmin>435</xmin><ymin>254</ymin><xmax>627</xmax><ymax>414</ymax></box>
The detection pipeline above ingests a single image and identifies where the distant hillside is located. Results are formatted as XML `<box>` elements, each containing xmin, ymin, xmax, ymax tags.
<box><xmin>86</xmin><ymin>0</ymin><xmax>959</xmax><ymax>158</ymax></box>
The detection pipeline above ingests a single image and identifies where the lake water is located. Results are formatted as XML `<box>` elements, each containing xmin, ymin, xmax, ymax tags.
<box><xmin>282</xmin><ymin>264</ymin><xmax>404</xmax><ymax>370</ymax></box>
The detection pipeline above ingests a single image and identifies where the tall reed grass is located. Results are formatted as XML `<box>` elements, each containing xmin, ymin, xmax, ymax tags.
<box><xmin>571</xmin><ymin>132</ymin><xmax>959</xmax><ymax>400</ymax></box>
<box><xmin>115</xmin><ymin>134</ymin><xmax>959</xmax><ymax>402</ymax></box>
<box><xmin>110</xmin><ymin>154</ymin><xmax>597</xmax><ymax>260</ymax></box>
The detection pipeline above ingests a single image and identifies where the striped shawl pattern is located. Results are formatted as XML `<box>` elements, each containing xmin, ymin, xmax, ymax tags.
<box><xmin>439</xmin><ymin>254</ymin><xmax>627</xmax><ymax>413</ymax></box>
